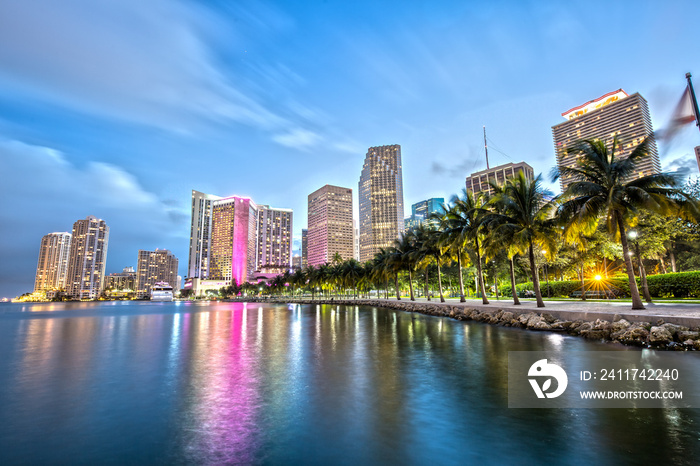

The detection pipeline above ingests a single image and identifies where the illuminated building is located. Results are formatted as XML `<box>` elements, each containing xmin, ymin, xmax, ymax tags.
<box><xmin>104</xmin><ymin>267</ymin><xmax>137</xmax><ymax>298</ymax></box>
<box><xmin>209</xmin><ymin>196</ymin><xmax>258</xmax><ymax>285</ymax></box>
<box><xmin>553</xmin><ymin>90</ymin><xmax>660</xmax><ymax>192</ymax></box>
<box><xmin>465</xmin><ymin>162</ymin><xmax>534</xmax><ymax>196</ymax></box>
<box><xmin>292</xmin><ymin>255</ymin><xmax>302</xmax><ymax>269</ymax></box>
<box><xmin>136</xmin><ymin>249</ymin><xmax>179</xmax><ymax>298</ymax></box>
<box><xmin>34</xmin><ymin>232</ymin><xmax>72</xmax><ymax>293</ymax></box>
<box><xmin>65</xmin><ymin>216</ymin><xmax>109</xmax><ymax>299</ymax></box>
<box><xmin>307</xmin><ymin>185</ymin><xmax>354</xmax><ymax>266</ymax></box>
<box><xmin>404</xmin><ymin>198</ymin><xmax>445</xmax><ymax>232</ymax></box>
<box><xmin>187</xmin><ymin>190</ymin><xmax>221</xmax><ymax>280</ymax></box>
<box><xmin>256</xmin><ymin>205</ymin><xmax>293</xmax><ymax>273</ymax></box>
<box><xmin>358</xmin><ymin>145</ymin><xmax>404</xmax><ymax>262</ymax></box>
<box><xmin>301</xmin><ymin>229</ymin><xmax>308</xmax><ymax>268</ymax></box>
<box><xmin>695</xmin><ymin>146</ymin><xmax>700</xmax><ymax>172</ymax></box>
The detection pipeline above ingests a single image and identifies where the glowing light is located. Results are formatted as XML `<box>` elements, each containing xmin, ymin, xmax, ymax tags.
<box><xmin>594</xmin><ymin>275</ymin><xmax>602</xmax><ymax>281</ymax></box>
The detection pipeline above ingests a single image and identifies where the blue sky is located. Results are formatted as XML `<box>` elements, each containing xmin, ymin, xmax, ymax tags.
<box><xmin>1</xmin><ymin>0</ymin><xmax>699</xmax><ymax>298</ymax></box>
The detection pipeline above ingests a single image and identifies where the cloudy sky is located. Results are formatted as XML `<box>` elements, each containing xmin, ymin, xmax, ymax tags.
<box><xmin>1</xmin><ymin>0</ymin><xmax>699</xmax><ymax>298</ymax></box>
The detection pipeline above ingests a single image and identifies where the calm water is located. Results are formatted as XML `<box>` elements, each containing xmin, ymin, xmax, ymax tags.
<box><xmin>0</xmin><ymin>301</ymin><xmax>698</xmax><ymax>465</ymax></box>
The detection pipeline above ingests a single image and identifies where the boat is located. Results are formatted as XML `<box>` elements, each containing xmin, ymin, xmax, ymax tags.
<box><xmin>151</xmin><ymin>282</ymin><xmax>174</xmax><ymax>302</ymax></box>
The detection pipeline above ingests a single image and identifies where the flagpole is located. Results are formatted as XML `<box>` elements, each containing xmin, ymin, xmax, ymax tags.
<box><xmin>687</xmin><ymin>72</ymin><xmax>700</xmax><ymax>131</ymax></box>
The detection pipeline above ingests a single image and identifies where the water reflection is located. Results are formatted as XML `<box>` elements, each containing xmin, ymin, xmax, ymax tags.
<box><xmin>0</xmin><ymin>302</ymin><xmax>698</xmax><ymax>464</ymax></box>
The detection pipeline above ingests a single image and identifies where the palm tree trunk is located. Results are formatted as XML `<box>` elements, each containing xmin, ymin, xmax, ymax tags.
<box><xmin>580</xmin><ymin>263</ymin><xmax>586</xmax><ymax>301</ymax></box>
<box><xmin>658</xmin><ymin>254</ymin><xmax>667</xmax><ymax>274</ymax></box>
<box><xmin>424</xmin><ymin>268</ymin><xmax>430</xmax><ymax>301</ymax></box>
<box><xmin>457</xmin><ymin>254</ymin><xmax>466</xmax><ymax>302</ymax></box>
<box><xmin>437</xmin><ymin>259</ymin><xmax>445</xmax><ymax>303</ymax></box>
<box><xmin>616</xmin><ymin>213</ymin><xmax>644</xmax><ymax>309</ymax></box>
<box><xmin>509</xmin><ymin>256</ymin><xmax>520</xmax><ymax>305</ymax></box>
<box><xmin>528</xmin><ymin>241</ymin><xmax>545</xmax><ymax>307</ymax></box>
<box><xmin>635</xmin><ymin>244</ymin><xmax>652</xmax><ymax>303</ymax></box>
<box><xmin>475</xmin><ymin>238</ymin><xmax>489</xmax><ymax>304</ymax></box>
<box><xmin>408</xmin><ymin>270</ymin><xmax>415</xmax><ymax>301</ymax></box>
<box><xmin>395</xmin><ymin>274</ymin><xmax>401</xmax><ymax>300</ymax></box>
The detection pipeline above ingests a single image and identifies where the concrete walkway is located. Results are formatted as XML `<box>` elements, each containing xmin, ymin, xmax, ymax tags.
<box><xmin>302</xmin><ymin>296</ymin><xmax>700</xmax><ymax>328</ymax></box>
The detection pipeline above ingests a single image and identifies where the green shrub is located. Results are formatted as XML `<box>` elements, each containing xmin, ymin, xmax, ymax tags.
<box><xmin>645</xmin><ymin>271</ymin><xmax>700</xmax><ymax>298</ymax></box>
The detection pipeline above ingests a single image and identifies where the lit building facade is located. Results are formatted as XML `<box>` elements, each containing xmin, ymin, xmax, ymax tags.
<box><xmin>695</xmin><ymin>146</ymin><xmax>700</xmax><ymax>172</ymax></box>
<box><xmin>307</xmin><ymin>185</ymin><xmax>354</xmax><ymax>266</ymax></box>
<box><xmin>187</xmin><ymin>190</ymin><xmax>221</xmax><ymax>280</ymax></box>
<box><xmin>136</xmin><ymin>249</ymin><xmax>179</xmax><ymax>298</ymax></box>
<box><xmin>256</xmin><ymin>205</ymin><xmax>293</xmax><ymax>273</ymax></box>
<box><xmin>301</xmin><ymin>229</ymin><xmax>308</xmax><ymax>268</ymax></box>
<box><xmin>65</xmin><ymin>216</ymin><xmax>109</xmax><ymax>299</ymax></box>
<box><xmin>104</xmin><ymin>267</ymin><xmax>137</xmax><ymax>297</ymax></box>
<box><xmin>466</xmin><ymin>162</ymin><xmax>534</xmax><ymax>196</ymax></box>
<box><xmin>404</xmin><ymin>198</ymin><xmax>445</xmax><ymax>232</ymax></box>
<box><xmin>358</xmin><ymin>145</ymin><xmax>404</xmax><ymax>262</ymax></box>
<box><xmin>209</xmin><ymin>196</ymin><xmax>258</xmax><ymax>285</ymax></box>
<box><xmin>34</xmin><ymin>232</ymin><xmax>72</xmax><ymax>293</ymax></box>
<box><xmin>553</xmin><ymin>90</ymin><xmax>660</xmax><ymax>192</ymax></box>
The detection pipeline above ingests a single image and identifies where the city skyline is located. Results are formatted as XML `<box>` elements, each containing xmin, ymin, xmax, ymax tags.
<box><xmin>1</xmin><ymin>0</ymin><xmax>700</xmax><ymax>298</ymax></box>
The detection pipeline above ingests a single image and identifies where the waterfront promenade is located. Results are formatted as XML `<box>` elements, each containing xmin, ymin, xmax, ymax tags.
<box><xmin>281</xmin><ymin>296</ymin><xmax>700</xmax><ymax>328</ymax></box>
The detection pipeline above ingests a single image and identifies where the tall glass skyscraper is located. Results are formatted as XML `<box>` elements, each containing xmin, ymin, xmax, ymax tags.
<box><xmin>307</xmin><ymin>185</ymin><xmax>353</xmax><ymax>266</ymax></box>
<box><xmin>358</xmin><ymin>145</ymin><xmax>404</xmax><ymax>262</ymax></box>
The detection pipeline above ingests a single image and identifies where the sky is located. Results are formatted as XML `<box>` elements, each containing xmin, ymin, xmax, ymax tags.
<box><xmin>1</xmin><ymin>0</ymin><xmax>699</xmax><ymax>299</ymax></box>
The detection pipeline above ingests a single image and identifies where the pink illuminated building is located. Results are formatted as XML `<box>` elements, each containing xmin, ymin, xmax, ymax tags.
<box><xmin>209</xmin><ymin>196</ymin><xmax>258</xmax><ymax>286</ymax></box>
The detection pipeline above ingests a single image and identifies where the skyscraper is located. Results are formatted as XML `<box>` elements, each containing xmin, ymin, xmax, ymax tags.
<box><xmin>65</xmin><ymin>216</ymin><xmax>109</xmax><ymax>299</ymax></box>
<box><xmin>465</xmin><ymin>162</ymin><xmax>534</xmax><ymax>196</ymax></box>
<box><xmin>136</xmin><ymin>249</ymin><xmax>179</xmax><ymax>298</ymax></box>
<box><xmin>256</xmin><ymin>205</ymin><xmax>293</xmax><ymax>272</ymax></box>
<box><xmin>187</xmin><ymin>190</ymin><xmax>221</xmax><ymax>279</ymax></box>
<box><xmin>552</xmin><ymin>90</ymin><xmax>660</xmax><ymax>192</ymax></box>
<box><xmin>301</xmin><ymin>229</ymin><xmax>308</xmax><ymax>268</ymax></box>
<box><xmin>34</xmin><ymin>232</ymin><xmax>72</xmax><ymax>293</ymax></box>
<box><xmin>358</xmin><ymin>144</ymin><xmax>404</xmax><ymax>262</ymax></box>
<box><xmin>307</xmin><ymin>185</ymin><xmax>354</xmax><ymax>266</ymax></box>
<box><xmin>404</xmin><ymin>198</ymin><xmax>445</xmax><ymax>232</ymax></box>
<box><xmin>695</xmin><ymin>146</ymin><xmax>700</xmax><ymax>172</ymax></box>
<box><xmin>209</xmin><ymin>196</ymin><xmax>258</xmax><ymax>286</ymax></box>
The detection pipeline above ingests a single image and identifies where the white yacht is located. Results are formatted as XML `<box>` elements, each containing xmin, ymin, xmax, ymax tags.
<box><xmin>151</xmin><ymin>282</ymin><xmax>174</xmax><ymax>302</ymax></box>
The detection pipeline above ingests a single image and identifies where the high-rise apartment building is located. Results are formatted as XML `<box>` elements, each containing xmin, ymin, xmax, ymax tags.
<box><xmin>34</xmin><ymin>232</ymin><xmax>72</xmax><ymax>293</ymax></box>
<box><xmin>209</xmin><ymin>196</ymin><xmax>258</xmax><ymax>285</ymax></box>
<box><xmin>187</xmin><ymin>190</ymin><xmax>221</xmax><ymax>279</ymax></box>
<box><xmin>695</xmin><ymin>146</ymin><xmax>700</xmax><ymax>172</ymax></box>
<box><xmin>404</xmin><ymin>198</ymin><xmax>445</xmax><ymax>232</ymax></box>
<box><xmin>358</xmin><ymin>145</ymin><xmax>404</xmax><ymax>262</ymax></box>
<box><xmin>301</xmin><ymin>229</ymin><xmax>308</xmax><ymax>268</ymax></box>
<box><xmin>136</xmin><ymin>249</ymin><xmax>179</xmax><ymax>298</ymax></box>
<box><xmin>256</xmin><ymin>205</ymin><xmax>293</xmax><ymax>273</ymax></box>
<box><xmin>65</xmin><ymin>216</ymin><xmax>109</xmax><ymax>299</ymax></box>
<box><xmin>553</xmin><ymin>90</ymin><xmax>660</xmax><ymax>192</ymax></box>
<box><xmin>307</xmin><ymin>185</ymin><xmax>354</xmax><ymax>266</ymax></box>
<box><xmin>465</xmin><ymin>162</ymin><xmax>534</xmax><ymax>196</ymax></box>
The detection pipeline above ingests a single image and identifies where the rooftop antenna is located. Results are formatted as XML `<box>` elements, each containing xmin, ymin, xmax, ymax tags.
<box><xmin>483</xmin><ymin>125</ymin><xmax>490</xmax><ymax>169</ymax></box>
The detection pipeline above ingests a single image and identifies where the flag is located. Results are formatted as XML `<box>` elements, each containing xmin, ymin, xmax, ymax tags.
<box><xmin>660</xmin><ymin>85</ymin><xmax>697</xmax><ymax>142</ymax></box>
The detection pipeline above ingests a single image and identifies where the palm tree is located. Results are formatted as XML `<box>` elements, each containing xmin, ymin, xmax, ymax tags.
<box><xmin>343</xmin><ymin>259</ymin><xmax>364</xmax><ymax>299</ymax></box>
<box><xmin>553</xmin><ymin>136</ymin><xmax>686</xmax><ymax>310</ymax></box>
<box><xmin>393</xmin><ymin>231</ymin><xmax>418</xmax><ymax>301</ymax></box>
<box><xmin>485</xmin><ymin>171</ymin><xmax>555</xmax><ymax>308</ymax></box>
<box><xmin>372</xmin><ymin>249</ymin><xmax>393</xmax><ymax>299</ymax></box>
<box><xmin>411</xmin><ymin>224</ymin><xmax>437</xmax><ymax>301</ymax></box>
<box><xmin>443</xmin><ymin>191</ymin><xmax>490</xmax><ymax>304</ymax></box>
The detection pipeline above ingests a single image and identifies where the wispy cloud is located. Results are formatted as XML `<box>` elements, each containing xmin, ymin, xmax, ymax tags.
<box><xmin>272</xmin><ymin>128</ymin><xmax>323</xmax><ymax>150</ymax></box>
<box><xmin>0</xmin><ymin>0</ymin><xmax>287</xmax><ymax>132</ymax></box>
